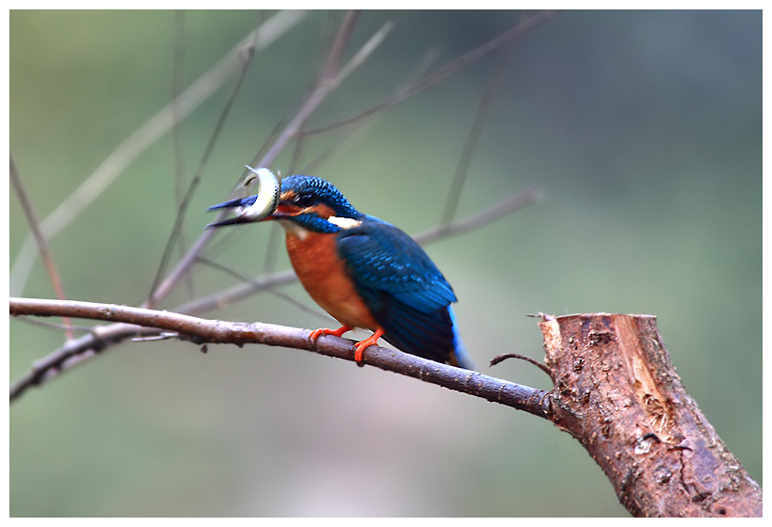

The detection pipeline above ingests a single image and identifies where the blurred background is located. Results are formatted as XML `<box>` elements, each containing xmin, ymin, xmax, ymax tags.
<box><xmin>9</xmin><ymin>10</ymin><xmax>761</xmax><ymax>516</ymax></box>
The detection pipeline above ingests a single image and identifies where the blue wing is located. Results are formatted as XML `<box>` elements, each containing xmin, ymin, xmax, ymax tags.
<box><xmin>336</xmin><ymin>215</ymin><xmax>467</xmax><ymax>365</ymax></box>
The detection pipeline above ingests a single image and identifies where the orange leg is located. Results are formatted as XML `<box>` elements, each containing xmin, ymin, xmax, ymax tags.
<box><xmin>309</xmin><ymin>324</ymin><xmax>353</xmax><ymax>343</ymax></box>
<box><xmin>353</xmin><ymin>328</ymin><xmax>385</xmax><ymax>365</ymax></box>
<box><xmin>309</xmin><ymin>325</ymin><xmax>385</xmax><ymax>366</ymax></box>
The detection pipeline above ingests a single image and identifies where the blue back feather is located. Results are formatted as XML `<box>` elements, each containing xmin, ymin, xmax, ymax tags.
<box><xmin>337</xmin><ymin>216</ymin><xmax>473</xmax><ymax>368</ymax></box>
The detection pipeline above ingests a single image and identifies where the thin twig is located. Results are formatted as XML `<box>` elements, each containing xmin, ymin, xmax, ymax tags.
<box><xmin>300</xmin><ymin>48</ymin><xmax>441</xmax><ymax>174</ymax></box>
<box><xmin>441</xmin><ymin>36</ymin><xmax>518</xmax><ymax>226</ymax></box>
<box><xmin>416</xmin><ymin>187</ymin><xmax>543</xmax><ymax>242</ymax></box>
<box><xmin>319</xmin><ymin>11</ymin><xmax>360</xmax><ymax>83</ymax></box>
<box><xmin>10</xmin><ymin>321</ymin><xmax>161</xmax><ymax>401</ymax></box>
<box><xmin>170</xmin><ymin>10</ymin><xmax>195</xmax><ymax>300</ymax></box>
<box><xmin>13</xmin><ymin>315</ymin><xmax>97</xmax><ymax>334</ymax></box>
<box><xmin>490</xmin><ymin>352</ymin><xmax>552</xmax><ymax>377</ymax></box>
<box><xmin>177</xmin><ymin>269</ymin><xmax>298</xmax><ymax>315</ymax></box>
<box><xmin>171</xmin><ymin>10</ymin><xmax>187</xmax><ymax>207</ymax></box>
<box><xmin>258</xmin><ymin>17</ymin><xmax>393</xmax><ymax>169</ymax></box>
<box><xmin>195</xmin><ymin>256</ymin><xmax>330</xmax><ymax>321</ymax></box>
<box><xmin>9</xmin><ymin>157</ymin><xmax>74</xmax><ymax>340</ymax></box>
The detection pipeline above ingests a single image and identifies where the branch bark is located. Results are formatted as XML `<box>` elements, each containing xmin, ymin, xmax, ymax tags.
<box><xmin>539</xmin><ymin>313</ymin><xmax>762</xmax><ymax>517</ymax></box>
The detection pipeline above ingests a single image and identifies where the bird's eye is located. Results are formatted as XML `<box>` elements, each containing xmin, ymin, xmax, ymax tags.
<box><xmin>292</xmin><ymin>193</ymin><xmax>315</xmax><ymax>208</ymax></box>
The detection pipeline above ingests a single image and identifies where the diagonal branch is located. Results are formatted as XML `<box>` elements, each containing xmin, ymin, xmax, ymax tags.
<box><xmin>440</xmin><ymin>33</ymin><xmax>519</xmax><ymax>226</ymax></box>
<box><xmin>9</xmin><ymin>157</ymin><xmax>73</xmax><ymax>340</ymax></box>
<box><xmin>10</xmin><ymin>297</ymin><xmax>551</xmax><ymax>419</ymax></box>
<box><xmin>147</xmin><ymin>17</ymin><xmax>261</xmax><ymax>304</ymax></box>
<box><xmin>10</xmin><ymin>10</ymin><xmax>306</xmax><ymax>296</ymax></box>
<box><xmin>417</xmin><ymin>186</ymin><xmax>543</xmax><ymax>241</ymax></box>
<box><xmin>301</xmin><ymin>10</ymin><xmax>557</xmax><ymax>137</ymax></box>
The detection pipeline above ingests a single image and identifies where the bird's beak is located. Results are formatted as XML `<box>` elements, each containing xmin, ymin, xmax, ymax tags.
<box><xmin>205</xmin><ymin>215</ymin><xmax>253</xmax><ymax>228</ymax></box>
<box><xmin>206</xmin><ymin>198</ymin><xmax>303</xmax><ymax>228</ymax></box>
<box><xmin>205</xmin><ymin>195</ymin><xmax>263</xmax><ymax>228</ymax></box>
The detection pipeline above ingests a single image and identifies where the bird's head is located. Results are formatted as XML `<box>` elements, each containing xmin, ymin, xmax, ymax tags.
<box><xmin>270</xmin><ymin>175</ymin><xmax>363</xmax><ymax>233</ymax></box>
<box><xmin>207</xmin><ymin>173</ymin><xmax>363</xmax><ymax>234</ymax></box>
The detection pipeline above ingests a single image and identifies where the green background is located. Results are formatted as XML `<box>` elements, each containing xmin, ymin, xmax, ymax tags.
<box><xmin>9</xmin><ymin>10</ymin><xmax>761</xmax><ymax>516</ymax></box>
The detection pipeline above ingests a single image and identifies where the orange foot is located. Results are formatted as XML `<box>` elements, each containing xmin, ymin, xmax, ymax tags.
<box><xmin>309</xmin><ymin>325</ymin><xmax>385</xmax><ymax>367</ymax></box>
<box><xmin>309</xmin><ymin>325</ymin><xmax>353</xmax><ymax>343</ymax></box>
<box><xmin>352</xmin><ymin>328</ymin><xmax>385</xmax><ymax>366</ymax></box>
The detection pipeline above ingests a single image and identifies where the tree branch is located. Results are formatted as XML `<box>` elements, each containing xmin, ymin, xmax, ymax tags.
<box><xmin>9</xmin><ymin>297</ymin><xmax>550</xmax><ymax>419</ymax></box>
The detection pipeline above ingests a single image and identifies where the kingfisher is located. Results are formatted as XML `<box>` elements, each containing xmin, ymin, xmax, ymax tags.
<box><xmin>207</xmin><ymin>171</ymin><xmax>476</xmax><ymax>370</ymax></box>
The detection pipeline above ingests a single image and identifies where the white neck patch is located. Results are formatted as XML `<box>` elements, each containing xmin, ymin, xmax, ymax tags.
<box><xmin>327</xmin><ymin>216</ymin><xmax>362</xmax><ymax>230</ymax></box>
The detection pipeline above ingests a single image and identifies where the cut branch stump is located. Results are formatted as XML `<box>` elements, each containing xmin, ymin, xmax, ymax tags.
<box><xmin>539</xmin><ymin>313</ymin><xmax>761</xmax><ymax>517</ymax></box>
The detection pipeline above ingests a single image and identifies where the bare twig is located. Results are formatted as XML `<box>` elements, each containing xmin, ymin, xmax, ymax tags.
<box><xmin>147</xmin><ymin>18</ymin><xmax>261</xmax><ymax>305</ymax></box>
<box><xmin>171</xmin><ymin>10</ymin><xmax>187</xmax><ymax>207</ymax></box>
<box><xmin>195</xmin><ymin>256</ymin><xmax>330</xmax><ymax>321</ymax></box>
<box><xmin>490</xmin><ymin>352</ymin><xmax>552</xmax><ymax>377</ymax></box>
<box><xmin>259</xmin><ymin>16</ymin><xmax>394</xmax><ymax>169</ymax></box>
<box><xmin>300</xmin><ymin>48</ymin><xmax>441</xmax><ymax>174</ymax></box>
<box><xmin>9</xmin><ymin>157</ymin><xmax>74</xmax><ymax>340</ymax></box>
<box><xmin>301</xmin><ymin>11</ymin><xmax>557</xmax><ymax>137</ymax></box>
<box><xmin>441</xmin><ymin>35</ymin><xmax>518</xmax><ymax>226</ymax></box>
<box><xmin>10</xmin><ymin>10</ymin><xmax>307</xmax><ymax>296</ymax></box>
<box><xmin>13</xmin><ymin>315</ymin><xmax>96</xmax><ymax>334</ymax></box>
<box><xmin>319</xmin><ymin>11</ymin><xmax>360</xmax><ymax>83</ymax></box>
<box><xmin>416</xmin><ymin>186</ymin><xmax>543</xmax><ymax>242</ymax></box>
<box><xmin>10</xmin><ymin>297</ymin><xmax>551</xmax><ymax>419</ymax></box>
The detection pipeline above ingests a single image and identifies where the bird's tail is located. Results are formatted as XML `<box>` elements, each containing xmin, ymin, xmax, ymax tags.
<box><xmin>448</xmin><ymin>307</ymin><xmax>478</xmax><ymax>371</ymax></box>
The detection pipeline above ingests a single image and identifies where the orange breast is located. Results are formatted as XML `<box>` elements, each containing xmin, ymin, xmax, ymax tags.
<box><xmin>284</xmin><ymin>230</ymin><xmax>379</xmax><ymax>331</ymax></box>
